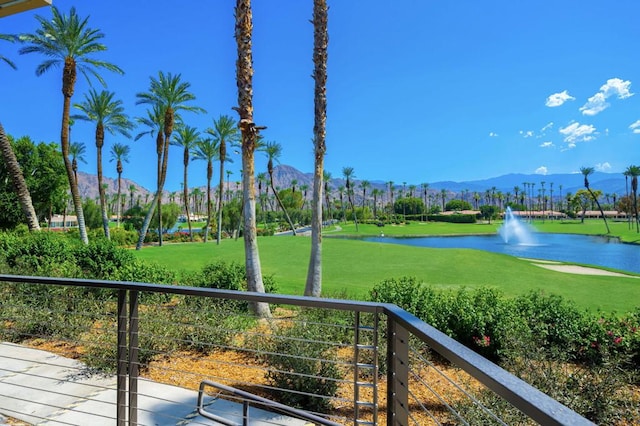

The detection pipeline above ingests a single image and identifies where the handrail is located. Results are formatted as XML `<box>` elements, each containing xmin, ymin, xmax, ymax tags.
<box><xmin>197</xmin><ymin>380</ymin><xmax>341</xmax><ymax>426</ymax></box>
<box><xmin>0</xmin><ymin>274</ymin><xmax>594</xmax><ymax>425</ymax></box>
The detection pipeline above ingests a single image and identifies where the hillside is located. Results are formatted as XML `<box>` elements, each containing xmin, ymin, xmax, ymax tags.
<box><xmin>78</xmin><ymin>167</ymin><xmax>630</xmax><ymax>203</ymax></box>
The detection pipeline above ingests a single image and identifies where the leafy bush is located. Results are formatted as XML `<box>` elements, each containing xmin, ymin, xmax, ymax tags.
<box><xmin>427</xmin><ymin>214</ymin><xmax>476</xmax><ymax>223</ymax></box>
<box><xmin>4</xmin><ymin>231</ymin><xmax>80</xmax><ymax>276</ymax></box>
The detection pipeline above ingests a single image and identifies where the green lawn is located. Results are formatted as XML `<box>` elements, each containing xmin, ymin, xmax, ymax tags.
<box><xmin>133</xmin><ymin>222</ymin><xmax>640</xmax><ymax>314</ymax></box>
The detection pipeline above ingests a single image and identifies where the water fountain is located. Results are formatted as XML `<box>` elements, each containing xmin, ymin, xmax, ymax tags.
<box><xmin>499</xmin><ymin>207</ymin><xmax>537</xmax><ymax>245</ymax></box>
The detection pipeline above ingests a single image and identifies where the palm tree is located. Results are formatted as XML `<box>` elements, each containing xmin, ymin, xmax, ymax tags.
<box><xmin>421</xmin><ymin>183</ymin><xmax>429</xmax><ymax>219</ymax></box>
<box><xmin>234</xmin><ymin>0</ymin><xmax>271</xmax><ymax>318</ymax></box>
<box><xmin>191</xmin><ymin>187</ymin><xmax>203</xmax><ymax>215</ymax></box>
<box><xmin>0</xmin><ymin>124</ymin><xmax>41</xmax><ymax>231</ymax></box>
<box><xmin>323</xmin><ymin>171</ymin><xmax>333</xmax><ymax>222</ymax></box>
<box><xmin>128</xmin><ymin>184</ymin><xmax>137</xmax><ymax>209</ymax></box>
<box><xmin>170</xmin><ymin>124</ymin><xmax>200</xmax><ymax>241</ymax></box>
<box><xmin>206</xmin><ymin>115</ymin><xmax>240</xmax><ymax>245</ymax></box>
<box><xmin>263</xmin><ymin>141</ymin><xmax>296</xmax><ymax>235</ymax></box>
<box><xmin>0</xmin><ymin>35</ymin><xmax>40</xmax><ymax>231</ymax></box>
<box><xmin>342</xmin><ymin>166</ymin><xmax>359</xmax><ymax>231</ymax></box>
<box><xmin>580</xmin><ymin>166</ymin><xmax>610</xmax><ymax>233</ymax></box>
<box><xmin>305</xmin><ymin>0</ymin><xmax>329</xmax><ymax>297</ymax></box>
<box><xmin>300</xmin><ymin>184</ymin><xmax>309</xmax><ymax>210</ymax></box>
<box><xmin>67</xmin><ymin>141</ymin><xmax>87</xmax><ymax>186</ymax></box>
<box><xmin>625</xmin><ymin>165</ymin><xmax>640</xmax><ymax>232</ymax></box>
<box><xmin>109</xmin><ymin>142</ymin><xmax>130</xmax><ymax>228</ymax></box>
<box><xmin>0</xmin><ymin>34</ymin><xmax>18</xmax><ymax>70</ymax></box>
<box><xmin>193</xmin><ymin>137</ymin><xmax>219</xmax><ymax>243</ymax></box>
<box><xmin>135</xmin><ymin>71</ymin><xmax>204</xmax><ymax>249</ymax></box>
<box><xmin>256</xmin><ymin>172</ymin><xmax>267</xmax><ymax>214</ymax></box>
<box><xmin>20</xmin><ymin>6</ymin><xmax>124</xmax><ymax>244</ymax></box>
<box><xmin>360</xmin><ymin>180</ymin><xmax>370</xmax><ymax>210</ymax></box>
<box><xmin>372</xmin><ymin>188</ymin><xmax>381</xmax><ymax>218</ymax></box>
<box><xmin>73</xmin><ymin>89</ymin><xmax>133</xmax><ymax>239</ymax></box>
<box><xmin>338</xmin><ymin>185</ymin><xmax>346</xmax><ymax>221</ymax></box>
<box><xmin>387</xmin><ymin>181</ymin><xmax>395</xmax><ymax>217</ymax></box>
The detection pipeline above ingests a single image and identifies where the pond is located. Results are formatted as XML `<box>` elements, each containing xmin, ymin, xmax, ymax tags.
<box><xmin>362</xmin><ymin>233</ymin><xmax>640</xmax><ymax>274</ymax></box>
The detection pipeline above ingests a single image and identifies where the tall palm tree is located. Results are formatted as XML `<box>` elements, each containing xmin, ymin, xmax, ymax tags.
<box><xmin>73</xmin><ymin>89</ymin><xmax>133</xmax><ymax>239</ymax></box>
<box><xmin>68</xmin><ymin>141</ymin><xmax>87</xmax><ymax>185</ymax></box>
<box><xmin>0</xmin><ymin>125</ymin><xmax>41</xmax><ymax>231</ymax></box>
<box><xmin>192</xmin><ymin>137</ymin><xmax>219</xmax><ymax>243</ymax></box>
<box><xmin>128</xmin><ymin>184</ymin><xmax>137</xmax><ymax>209</ymax></box>
<box><xmin>625</xmin><ymin>165</ymin><xmax>640</xmax><ymax>232</ymax></box>
<box><xmin>305</xmin><ymin>0</ymin><xmax>329</xmax><ymax>296</ymax></box>
<box><xmin>342</xmin><ymin>166</ymin><xmax>359</xmax><ymax>231</ymax></box>
<box><xmin>109</xmin><ymin>142</ymin><xmax>130</xmax><ymax>228</ymax></box>
<box><xmin>580</xmin><ymin>166</ymin><xmax>610</xmax><ymax>233</ymax></box>
<box><xmin>234</xmin><ymin>0</ymin><xmax>271</xmax><ymax>318</ymax></box>
<box><xmin>323</xmin><ymin>171</ymin><xmax>333</xmax><ymax>222</ymax></box>
<box><xmin>207</xmin><ymin>115</ymin><xmax>240</xmax><ymax>245</ymax></box>
<box><xmin>263</xmin><ymin>141</ymin><xmax>296</xmax><ymax>235</ymax></box>
<box><xmin>256</xmin><ymin>172</ymin><xmax>267</xmax><ymax>214</ymax></box>
<box><xmin>360</xmin><ymin>180</ymin><xmax>370</xmax><ymax>210</ymax></box>
<box><xmin>20</xmin><ymin>6</ymin><xmax>124</xmax><ymax>244</ymax></box>
<box><xmin>135</xmin><ymin>71</ymin><xmax>204</xmax><ymax>249</ymax></box>
<box><xmin>170</xmin><ymin>124</ymin><xmax>200</xmax><ymax>241</ymax></box>
<box><xmin>387</xmin><ymin>181</ymin><xmax>395</xmax><ymax>217</ymax></box>
<box><xmin>0</xmin><ymin>34</ymin><xmax>18</xmax><ymax>70</ymax></box>
<box><xmin>1</xmin><ymin>35</ymin><xmax>40</xmax><ymax>231</ymax></box>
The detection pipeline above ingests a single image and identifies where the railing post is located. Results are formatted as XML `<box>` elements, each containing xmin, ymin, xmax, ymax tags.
<box><xmin>116</xmin><ymin>289</ymin><xmax>127</xmax><ymax>425</ymax></box>
<box><xmin>129</xmin><ymin>290</ymin><xmax>139</xmax><ymax>425</ymax></box>
<box><xmin>387</xmin><ymin>317</ymin><xmax>409</xmax><ymax>426</ymax></box>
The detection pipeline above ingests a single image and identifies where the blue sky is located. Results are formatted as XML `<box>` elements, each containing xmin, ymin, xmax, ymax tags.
<box><xmin>2</xmin><ymin>0</ymin><xmax>639</xmax><ymax>192</ymax></box>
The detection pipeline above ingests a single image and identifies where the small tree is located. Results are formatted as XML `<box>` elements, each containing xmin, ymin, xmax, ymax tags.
<box><xmin>479</xmin><ymin>205</ymin><xmax>498</xmax><ymax>224</ymax></box>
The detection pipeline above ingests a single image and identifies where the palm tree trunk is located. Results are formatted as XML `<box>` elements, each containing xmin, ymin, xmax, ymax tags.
<box><xmin>235</xmin><ymin>0</ymin><xmax>271</xmax><ymax>318</ymax></box>
<box><xmin>116</xmin><ymin>173</ymin><xmax>122</xmax><ymax>228</ymax></box>
<box><xmin>269</xmin><ymin>176</ymin><xmax>297</xmax><ymax>235</ymax></box>
<box><xmin>136</xmin><ymin>190</ymin><xmax>159</xmax><ymax>250</ymax></box>
<box><xmin>217</xmin><ymin>145</ymin><xmax>225</xmax><ymax>245</ymax></box>
<box><xmin>0</xmin><ymin>123</ymin><xmax>40</xmax><ymax>231</ymax></box>
<box><xmin>587</xmin><ymin>188</ymin><xmax>610</xmax><ymax>233</ymax></box>
<box><xmin>632</xmin><ymin>178</ymin><xmax>639</xmax><ymax>233</ymax></box>
<box><xmin>183</xmin><ymin>151</ymin><xmax>193</xmax><ymax>242</ymax></box>
<box><xmin>305</xmin><ymin>0</ymin><xmax>328</xmax><ymax>297</ymax></box>
<box><xmin>203</xmin><ymin>161</ymin><xmax>212</xmax><ymax>243</ymax></box>
<box><xmin>61</xmin><ymin>64</ymin><xmax>88</xmax><ymax>244</ymax></box>
<box><xmin>96</xmin><ymin>133</ymin><xmax>110</xmax><ymax>239</ymax></box>
<box><xmin>348</xmin><ymin>192</ymin><xmax>359</xmax><ymax>231</ymax></box>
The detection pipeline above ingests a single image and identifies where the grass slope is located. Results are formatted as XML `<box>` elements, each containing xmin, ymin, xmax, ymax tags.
<box><xmin>134</xmin><ymin>229</ymin><xmax>640</xmax><ymax>313</ymax></box>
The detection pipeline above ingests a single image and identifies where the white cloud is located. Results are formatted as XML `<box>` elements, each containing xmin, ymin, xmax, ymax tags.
<box><xmin>559</xmin><ymin>122</ymin><xmax>597</xmax><ymax>147</ymax></box>
<box><xmin>595</xmin><ymin>162</ymin><xmax>611</xmax><ymax>172</ymax></box>
<box><xmin>545</xmin><ymin>90</ymin><xmax>575</xmax><ymax>107</ymax></box>
<box><xmin>519</xmin><ymin>130</ymin><xmax>534</xmax><ymax>138</ymax></box>
<box><xmin>630</xmin><ymin>120</ymin><xmax>640</xmax><ymax>134</ymax></box>
<box><xmin>540</xmin><ymin>141</ymin><xmax>554</xmax><ymax>148</ymax></box>
<box><xmin>541</xmin><ymin>122</ymin><xmax>554</xmax><ymax>132</ymax></box>
<box><xmin>535</xmin><ymin>166</ymin><xmax>548</xmax><ymax>175</ymax></box>
<box><xmin>580</xmin><ymin>78</ymin><xmax>633</xmax><ymax>116</ymax></box>
<box><xmin>489</xmin><ymin>132</ymin><xmax>498</xmax><ymax>137</ymax></box>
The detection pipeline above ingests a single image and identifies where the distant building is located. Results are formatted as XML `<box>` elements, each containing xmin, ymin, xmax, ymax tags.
<box><xmin>47</xmin><ymin>215</ymin><xmax>78</xmax><ymax>229</ymax></box>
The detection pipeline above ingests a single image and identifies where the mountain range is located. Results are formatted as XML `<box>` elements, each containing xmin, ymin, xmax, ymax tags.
<box><xmin>77</xmin><ymin>166</ymin><xmax>631</xmax><ymax>202</ymax></box>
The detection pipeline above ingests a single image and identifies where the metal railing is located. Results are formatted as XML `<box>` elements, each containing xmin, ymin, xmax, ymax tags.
<box><xmin>0</xmin><ymin>274</ymin><xmax>593</xmax><ymax>425</ymax></box>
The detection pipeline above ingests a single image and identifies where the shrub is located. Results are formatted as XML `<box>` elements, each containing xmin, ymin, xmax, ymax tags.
<box><xmin>4</xmin><ymin>231</ymin><xmax>80</xmax><ymax>277</ymax></box>
<box><xmin>262</xmin><ymin>310</ymin><xmax>343</xmax><ymax>413</ymax></box>
<box><xmin>427</xmin><ymin>214</ymin><xmax>476</xmax><ymax>223</ymax></box>
<box><xmin>75</xmin><ymin>238</ymin><xmax>137</xmax><ymax>280</ymax></box>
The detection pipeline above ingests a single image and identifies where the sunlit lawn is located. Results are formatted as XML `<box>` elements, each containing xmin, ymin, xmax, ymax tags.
<box><xmin>133</xmin><ymin>220</ymin><xmax>640</xmax><ymax>313</ymax></box>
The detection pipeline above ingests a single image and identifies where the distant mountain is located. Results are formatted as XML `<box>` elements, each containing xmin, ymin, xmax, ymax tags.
<box><xmin>77</xmin><ymin>172</ymin><xmax>152</xmax><ymax>203</ymax></box>
<box><xmin>427</xmin><ymin>172</ymin><xmax>628</xmax><ymax>197</ymax></box>
<box><xmin>77</xmin><ymin>167</ymin><xmax>629</xmax><ymax>204</ymax></box>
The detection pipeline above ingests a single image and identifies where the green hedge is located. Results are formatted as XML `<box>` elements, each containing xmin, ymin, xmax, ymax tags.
<box><xmin>427</xmin><ymin>214</ymin><xmax>477</xmax><ymax>223</ymax></box>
